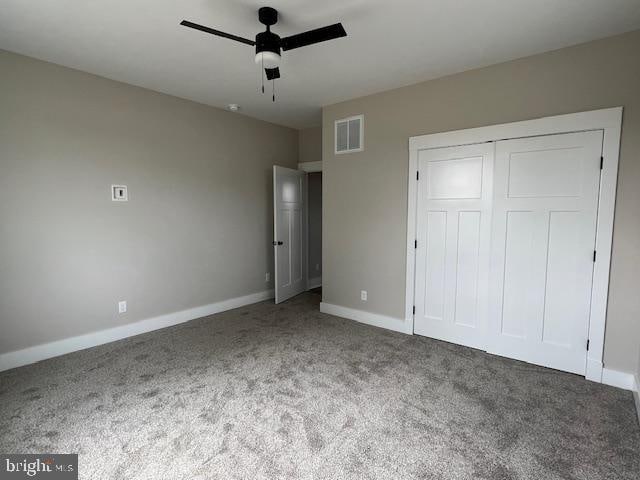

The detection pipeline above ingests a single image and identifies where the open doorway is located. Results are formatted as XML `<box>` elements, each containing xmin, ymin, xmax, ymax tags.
<box><xmin>272</xmin><ymin>164</ymin><xmax>322</xmax><ymax>304</ymax></box>
<box><xmin>307</xmin><ymin>171</ymin><xmax>322</xmax><ymax>293</ymax></box>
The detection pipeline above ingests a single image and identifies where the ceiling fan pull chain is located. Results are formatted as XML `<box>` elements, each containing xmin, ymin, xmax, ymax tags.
<box><xmin>273</xmin><ymin>79</ymin><xmax>275</xmax><ymax>102</ymax></box>
<box><xmin>261</xmin><ymin>55</ymin><xmax>265</xmax><ymax>93</ymax></box>
<box><xmin>257</xmin><ymin>60</ymin><xmax>261</xmax><ymax>93</ymax></box>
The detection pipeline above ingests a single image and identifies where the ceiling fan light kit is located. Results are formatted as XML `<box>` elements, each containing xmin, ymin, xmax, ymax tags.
<box><xmin>255</xmin><ymin>51</ymin><xmax>281</xmax><ymax>69</ymax></box>
<box><xmin>180</xmin><ymin>6</ymin><xmax>347</xmax><ymax>102</ymax></box>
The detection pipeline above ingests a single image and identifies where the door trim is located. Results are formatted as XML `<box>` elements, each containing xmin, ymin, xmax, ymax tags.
<box><xmin>405</xmin><ymin>107</ymin><xmax>622</xmax><ymax>383</ymax></box>
<box><xmin>298</xmin><ymin>161</ymin><xmax>323</xmax><ymax>172</ymax></box>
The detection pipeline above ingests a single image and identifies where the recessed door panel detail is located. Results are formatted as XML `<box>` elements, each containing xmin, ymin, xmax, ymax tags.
<box><xmin>507</xmin><ymin>148</ymin><xmax>583</xmax><ymax>198</ymax></box>
<box><xmin>424</xmin><ymin>211</ymin><xmax>447</xmax><ymax>321</ymax></box>
<box><xmin>500</xmin><ymin>211</ymin><xmax>534</xmax><ymax>339</ymax></box>
<box><xmin>278</xmin><ymin>209</ymin><xmax>292</xmax><ymax>288</ymax></box>
<box><xmin>454</xmin><ymin>211</ymin><xmax>481</xmax><ymax>328</ymax></box>
<box><xmin>281</xmin><ymin>177</ymin><xmax>301</xmax><ymax>203</ymax></box>
<box><xmin>427</xmin><ymin>156</ymin><xmax>483</xmax><ymax>199</ymax></box>
<box><xmin>542</xmin><ymin>211</ymin><xmax>583</xmax><ymax>348</ymax></box>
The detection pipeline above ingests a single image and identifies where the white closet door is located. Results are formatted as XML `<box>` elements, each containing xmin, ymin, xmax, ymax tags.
<box><xmin>488</xmin><ymin>131</ymin><xmax>602</xmax><ymax>374</ymax></box>
<box><xmin>414</xmin><ymin>143</ymin><xmax>494</xmax><ymax>349</ymax></box>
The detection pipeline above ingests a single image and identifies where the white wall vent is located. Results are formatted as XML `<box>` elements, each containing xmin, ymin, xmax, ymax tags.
<box><xmin>335</xmin><ymin>115</ymin><xmax>363</xmax><ymax>154</ymax></box>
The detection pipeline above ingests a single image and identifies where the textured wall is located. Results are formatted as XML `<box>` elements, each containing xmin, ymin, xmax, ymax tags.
<box><xmin>0</xmin><ymin>50</ymin><xmax>298</xmax><ymax>354</ymax></box>
<box><xmin>322</xmin><ymin>30</ymin><xmax>640</xmax><ymax>374</ymax></box>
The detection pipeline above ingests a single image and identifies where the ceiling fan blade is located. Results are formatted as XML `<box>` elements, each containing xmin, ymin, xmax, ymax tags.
<box><xmin>281</xmin><ymin>23</ymin><xmax>346</xmax><ymax>51</ymax></box>
<box><xmin>265</xmin><ymin>68</ymin><xmax>280</xmax><ymax>80</ymax></box>
<box><xmin>180</xmin><ymin>20</ymin><xmax>255</xmax><ymax>46</ymax></box>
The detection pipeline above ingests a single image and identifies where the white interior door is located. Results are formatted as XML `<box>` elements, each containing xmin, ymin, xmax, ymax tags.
<box><xmin>487</xmin><ymin>130</ymin><xmax>603</xmax><ymax>375</ymax></box>
<box><xmin>414</xmin><ymin>143</ymin><xmax>494</xmax><ymax>349</ymax></box>
<box><xmin>273</xmin><ymin>166</ymin><xmax>307</xmax><ymax>304</ymax></box>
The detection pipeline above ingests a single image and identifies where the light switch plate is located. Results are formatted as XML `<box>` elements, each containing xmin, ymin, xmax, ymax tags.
<box><xmin>112</xmin><ymin>185</ymin><xmax>128</xmax><ymax>201</ymax></box>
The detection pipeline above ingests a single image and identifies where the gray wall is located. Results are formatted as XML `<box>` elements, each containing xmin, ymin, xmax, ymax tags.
<box><xmin>322</xmin><ymin>29</ymin><xmax>640</xmax><ymax>375</ymax></box>
<box><xmin>0</xmin><ymin>50</ymin><xmax>298</xmax><ymax>354</ymax></box>
<box><xmin>298</xmin><ymin>127</ymin><xmax>322</xmax><ymax>164</ymax></box>
<box><xmin>308</xmin><ymin>172</ymin><xmax>322</xmax><ymax>280</ymax></box>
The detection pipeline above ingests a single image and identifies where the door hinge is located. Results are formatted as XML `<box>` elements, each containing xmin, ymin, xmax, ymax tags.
<box><xmin>593</xmin><ymin>250</ymin><xmax>597</xmax><ymax>262</ymax></box>
<box><xmin>414</xmin><ymin>240</ymin><xmax>418</xmax><ymax>249</ymax></box>
<box><xmin>412</xmin><ymin>306</ymin><xmax>416</xmax><ymax>315</ymax></box>
<box><xmin>416</xmin><ymin>171</ymin><xmax>420</xmax><ymax>181</ymax></box>
<box><xmin>600</xmin><ymin>156</ymin><xmax>604</xmax><ymax>170</ymax></box>
<box><xmin>587</xmin><ymin>339</ymin><xmax>590</xmax><ymax>351</ymax></box>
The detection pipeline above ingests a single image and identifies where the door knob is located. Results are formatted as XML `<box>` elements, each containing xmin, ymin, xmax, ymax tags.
<box><xmin>272</xmin><ymin>241</ymin><xmax>283</xmax><ymax>246</ymax></box>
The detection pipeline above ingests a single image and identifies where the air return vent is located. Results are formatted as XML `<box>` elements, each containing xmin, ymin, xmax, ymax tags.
<box><xmin>335</xmin><ymin>115</ymin><xmax>363</xmax><ymax>154</ymax></box>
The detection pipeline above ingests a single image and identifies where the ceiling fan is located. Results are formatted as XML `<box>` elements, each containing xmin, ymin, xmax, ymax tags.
<box><xmin>180</xmin><ymin>7</ymin><xmax>347</xmax><ymax>100</ymax></box>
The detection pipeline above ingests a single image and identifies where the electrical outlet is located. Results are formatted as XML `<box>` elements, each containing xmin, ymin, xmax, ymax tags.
<box><xmin>118</xmin><ymin>300</ymin><xmax>127</xmax><ymax>314</ymax></box>
<box><xmin>361</xmin><ymin>290</ymin><xmax>367</xmax><ymax>301</ymax></box>
<box><xmin>265</xmin><ymin>272</ymin><xmax>270</xmax><ymax>282</ymax></box>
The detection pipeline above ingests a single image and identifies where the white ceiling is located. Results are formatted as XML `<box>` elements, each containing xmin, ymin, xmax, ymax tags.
<box><xmin>2</xmin><ymin>1</ymin><xmax>640</xmax><ymax>129</ymax></box>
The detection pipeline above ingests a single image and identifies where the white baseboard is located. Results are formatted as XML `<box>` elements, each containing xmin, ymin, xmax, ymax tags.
<box><xmin>0</xmin><ymin>289</ymin><xmax>274</xmax><ymax>372</ymax></box>
<box><xmin>307</xmin><ymin>276</ymin><xmax>322</xmax><ymax>290</ymax></box>
<box><xmin>601</xmin><ymin>367</ymin><xmax>638</xmax><ymax>391</ymax></box>
<box><xmin>320</xmin><ymin>302</ymin><xmax>413</xmax><ymax>335</ymax></box>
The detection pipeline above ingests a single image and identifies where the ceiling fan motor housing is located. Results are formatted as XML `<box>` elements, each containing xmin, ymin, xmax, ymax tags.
<box><xmin>255</xmin><ymin>30</ymin><xmax>281</xmax><ymax>56</ymax></box>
